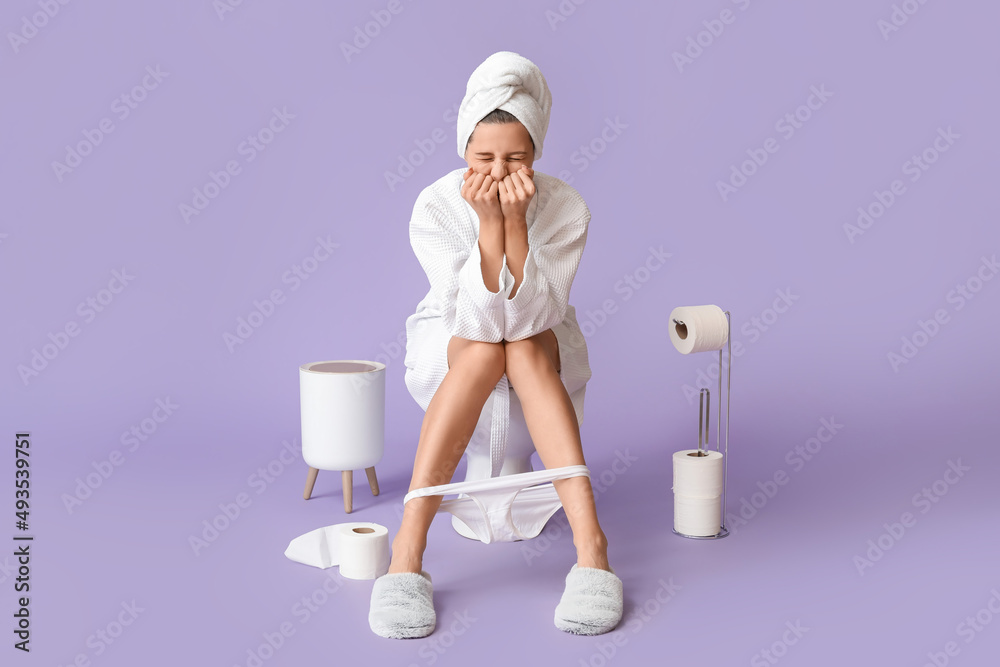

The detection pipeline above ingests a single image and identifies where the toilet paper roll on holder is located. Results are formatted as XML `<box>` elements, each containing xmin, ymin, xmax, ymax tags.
<box><xmin>671</xmin><ymin>310</ymin><xmax>731</xmax><ymax>540</ymax></box>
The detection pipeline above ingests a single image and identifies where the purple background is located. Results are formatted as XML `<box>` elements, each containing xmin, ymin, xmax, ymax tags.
<box><xmin>3</xmin><ymin>1</ymin><xmax>999</xmax><ymax>665</ymax></box>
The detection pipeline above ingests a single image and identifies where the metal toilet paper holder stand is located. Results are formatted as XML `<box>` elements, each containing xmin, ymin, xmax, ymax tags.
<box><xmin>671</xmin><ymin>310</ymin><xmax>732</xmax><ymax>540</ymax></box>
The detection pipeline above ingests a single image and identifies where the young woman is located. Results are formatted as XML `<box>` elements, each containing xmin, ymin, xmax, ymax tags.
<box><xmin>369</xmin><ymin>51</ymin><xmax>623</xmax><ymax>640</ymax></box>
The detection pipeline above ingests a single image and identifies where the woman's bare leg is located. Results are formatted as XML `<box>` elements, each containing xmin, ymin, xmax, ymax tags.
<box><xmin>388</xmin><ymin>336</ymin><xmax>505</xmax><ymax>574</ymax></box>
<box><xmin>504</xmin><ymin>329</ymin><xmax>610</xmax><ymax>571</ymax></box>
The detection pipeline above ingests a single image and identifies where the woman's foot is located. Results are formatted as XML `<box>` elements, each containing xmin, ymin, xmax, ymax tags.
<box><xmin>369</xmin><ymin>570</ymin><xmax>436</xmax><ymax>639</ymax></box>
<box><xmin>553</xmin><ymin>563</ymin><xmax>624</xmax><ymax>635</ymax></box>
<box><xmin>555</xmin><ymin>529</ymin><xmax>622</xmax><ymax>634</ymax></box>
<box><xmin>371</xmin><ymin>514</ymin><xmax>436</xmax><ymax>638</ymax></box>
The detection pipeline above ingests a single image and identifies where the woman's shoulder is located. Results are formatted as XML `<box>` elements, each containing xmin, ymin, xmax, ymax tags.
<box><xmin>536</xmin><ymin>170</ymin><xmax>586</xmax><ymax>199</ymax></box>
<box><xmin>414</xmin><ymin>168</ymin><xmax>468</xmax><ymax>211</ymax></box>
<box><xmin>534</xmin><ymin>171</ymin><xmax>590</xmax><ymax>224</ymax></box>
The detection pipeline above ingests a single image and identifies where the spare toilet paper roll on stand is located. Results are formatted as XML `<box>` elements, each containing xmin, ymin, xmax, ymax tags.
<box><xmin>672</xmin><ymin>450</ymin><xmax>724</xmax><ymax>537</ymax></box>
<box><xmin>284</xmin><ymin>522</ymin><xmax>389</xmax><ymax>579</ymax></box>
<box><xmin>668</xmin><ymin>304</ymin><xmax>733</xmax><ymax>539</ymax></box>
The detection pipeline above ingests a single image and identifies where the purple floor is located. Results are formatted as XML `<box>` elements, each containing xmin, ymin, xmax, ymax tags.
<box><xmin>14</xmin><ymin>397</ymin><xmax>999</xmax><ymax>666</ymax></box>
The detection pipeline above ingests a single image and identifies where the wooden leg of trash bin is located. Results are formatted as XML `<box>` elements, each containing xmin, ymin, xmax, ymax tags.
<box><xmin>303</xmin><ymin>467</ymin><xmax>319</xmax><ymax>500</ymax></box>
<box><xmin>365</xmin><ymin>466</ymin><xmax>380</xmax><ymax>496</ymax></box>
<box><xmin>342</xmin><ymin>470</ymin><xmax>353</xmax><ymax>514</ymax></box>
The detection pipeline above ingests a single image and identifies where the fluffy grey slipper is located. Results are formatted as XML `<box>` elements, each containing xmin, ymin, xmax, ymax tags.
<box><xmin>554</xmin><ymin>564</ymin><xmax>623</xmax><ymax>635</ymax></box>
<box><xmin>368</xmin><ymin>570</ymin><xmax>436</xmax><ymax>639</ymax></box>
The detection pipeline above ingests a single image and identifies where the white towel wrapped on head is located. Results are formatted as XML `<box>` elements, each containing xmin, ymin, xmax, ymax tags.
<box><xmin>457</xmin><ymin>51</ymin><xmax>552</xmax><ymax>160</ymax></box>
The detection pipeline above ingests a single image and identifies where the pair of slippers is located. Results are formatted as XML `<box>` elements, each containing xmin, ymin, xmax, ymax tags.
<box><xmin>368</xmin><ymin>564</ymin><xmax>623</xmax><ymax>639</ymax></box>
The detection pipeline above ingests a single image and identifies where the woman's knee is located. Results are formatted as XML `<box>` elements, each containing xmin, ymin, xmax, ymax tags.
<box><xmin>505</xmin><ymin>330</ymin><xmax>559</xmax><ymax>379</ymax></box>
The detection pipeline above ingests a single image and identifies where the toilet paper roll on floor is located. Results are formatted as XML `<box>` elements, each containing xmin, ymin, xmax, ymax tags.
<box><xmin>284</xmin><ymin>522</ymin><xmax>389</xmax><ymax>580</ymax></box>
<box><xmin>672</xmin><ymin>450</ymin><xmax>724</xmax><ymax>537</ymax></box>
<box><xmin>669</xmin><ymin>305</ymin><xmax>728</xmax><ymax>354</ymax></box>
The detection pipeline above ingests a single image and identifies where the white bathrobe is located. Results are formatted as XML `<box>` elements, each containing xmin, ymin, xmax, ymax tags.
<box><xmin>403</xmin><ymin>167</ymin><xmax>593</xmax><ymax>474</ymax></box>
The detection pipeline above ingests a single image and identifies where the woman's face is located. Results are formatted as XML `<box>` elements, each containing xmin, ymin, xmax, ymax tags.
<box><xmin>464</xmin><ymin>121</ymin><xmax>535</xmax><ymax>183</ymax></box>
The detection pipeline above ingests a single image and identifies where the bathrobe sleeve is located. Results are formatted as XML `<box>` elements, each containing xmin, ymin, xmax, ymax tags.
<box><xmin>409</xmin><ymin>188</ymin><xmax>510</xmax><ymax>343</ymax></box>
<box><xmin>503</xmin><ymin>190</ymin><xmax>590</xmax><ymax>342</ymax></box>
